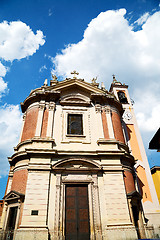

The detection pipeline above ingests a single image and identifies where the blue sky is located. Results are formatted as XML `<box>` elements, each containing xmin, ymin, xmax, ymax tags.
<box><xmin>0</xmin><ymin>0</ymin><xmax>160</xmax><ymax>198</ymax></box>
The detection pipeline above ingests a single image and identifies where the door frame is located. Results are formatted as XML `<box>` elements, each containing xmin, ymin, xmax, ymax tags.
<box><xmin>3</xmin><ymin>202</ymin><xmax>21</xmax><ymax>240</ymax></box>
<box><xmin>61</xmin><ymin>179</ymin><xmax>100</xmax><ymax>240</ymax></box>
<box><xmin>64</xmin><ymin>184</ymin><xmax>90</xmax><ymax>240</ymax></box>
<box><xmin>51</xmin><ymin>159</ymin><xmax>103</xmax><ymax>240</ymax></box>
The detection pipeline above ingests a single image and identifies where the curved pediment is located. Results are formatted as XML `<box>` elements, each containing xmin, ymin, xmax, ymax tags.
<box><xmin>60</xmin><ymin>93</ymin><xmax>91</xmax><ymax>106</ymax></box>
<box><xmin>52</xmin><ymin>158</ymin><xmax>102</xmax><ymax>171</ymax></box>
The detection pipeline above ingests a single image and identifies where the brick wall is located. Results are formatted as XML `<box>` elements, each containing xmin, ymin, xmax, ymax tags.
<box><xmin>0</xmin><ymin>200</ymin><xmax>3</xmax><ymax>216</ymax></box>
<box><xmin>41</xmin><ymin>108</ymin><xmax>49</xmax><ymax>138</ymax></box>
<box><xmin>21</xmin><ymin>107</ymin><xmax>39</xmax><ymax>142</ymax></box>
<box><xmin>112</xmin><ymin>111</ymin><xmax>125</xmax><ymax>143</ymax></box>
<box><xmin>124</xmin><ymin>171</ymin><xmax>136</xmax><ymax>194</ymax></box>
<box><xmin>101</xmin><ymin>109</ymin><xmax>109</xmax><ymax>139</ymax></box>
<box><xmin>11</xmin><ymin>169</ymin><xmax>28</xmax><ymax>195</ymax></box>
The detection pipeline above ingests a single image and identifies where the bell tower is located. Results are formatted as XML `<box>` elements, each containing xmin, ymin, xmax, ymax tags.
<box><xmin>110</xmin><ymin>75</ymin><xmax>160</xmax><ymax>226</ymax></box>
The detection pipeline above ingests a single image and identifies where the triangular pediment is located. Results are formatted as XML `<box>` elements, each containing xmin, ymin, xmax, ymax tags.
<box><xmin>3</xmin><ymin>190</ymin><xmax>24</xmax><ymax>202</ymax></box>
<box><xmin>21</xmin><ymin>77</ymin><xmax>116</xmax><ymax>112</ymax></box>
<box><xmin>52</xmin><ymin>78</ymin><xmax>105</xmax><ymax>94</ymax></box>
<box><xmin>51</xmin><ymin>78</ymin><xmax>114</xmax><ymax>106</ymax></box>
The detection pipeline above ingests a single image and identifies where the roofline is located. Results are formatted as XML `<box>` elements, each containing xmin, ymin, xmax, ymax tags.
<box><xmin>151</xmin><ymin>166</ymin><xmax>160</xmax><ymax>174</ymax></box>
<box><xmin>149</xmin><ymin>128</ymin><xmax>160</xmax><ymax>150</ymax></box>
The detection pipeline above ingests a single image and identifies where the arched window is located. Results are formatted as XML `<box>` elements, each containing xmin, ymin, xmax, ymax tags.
<box><xmin>118</xmin><ymin>91</ymin><xmax>128</xmax><ymax>104</ymax></box>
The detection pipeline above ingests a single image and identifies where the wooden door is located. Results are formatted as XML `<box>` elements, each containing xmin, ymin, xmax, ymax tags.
<box><xmin>65</xmin><ymin>184</ymin><xmax>90</xmax><ymax>240</ymax></box>
<box><xmin>6</xmin><ymin>206</ymin><xmax>18</xmax><ymax>240</ymax></box>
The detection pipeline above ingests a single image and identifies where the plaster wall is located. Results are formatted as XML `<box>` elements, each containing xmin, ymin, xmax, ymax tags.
<box><xmin>100</xmin><ymin>172</ymin><xmax>131</xmax><ymax>225</ymax></box>
<box><xmin>152</xmin><ymin>170</ymin><xmax>160</xmax><ymax>204</ymax></box>
<box><xmin>112</xmin><ymin>85</ymin><xmax>160</xmax><ymax>214</ymax></box>
<box><xmin>20</xmin><ymin>171</ymin><xmax>50</xmax><ymax>228</ymax></box>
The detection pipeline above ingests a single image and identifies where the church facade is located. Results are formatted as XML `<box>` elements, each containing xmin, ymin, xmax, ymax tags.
<box><xmin>0</xmin><ymin>73</ymin><xmax>160</xmax><ymax>240</ymax></box>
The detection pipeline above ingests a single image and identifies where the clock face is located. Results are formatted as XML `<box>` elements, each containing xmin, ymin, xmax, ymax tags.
<box><xmin>123</xmin><ymin>111</ymin><xmax>132</xmax><ymax>120</ymax></box>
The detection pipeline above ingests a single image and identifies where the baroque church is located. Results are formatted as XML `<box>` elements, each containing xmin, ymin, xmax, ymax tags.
<box><xmin>0</xmin><ymin>72</ymin><xmax>160</xmax><ymax>240</ymax></box>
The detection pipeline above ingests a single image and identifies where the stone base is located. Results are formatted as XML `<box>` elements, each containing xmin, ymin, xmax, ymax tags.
<box><xmin>1</xmin><ymin>225</ymin><xmax>159</xmax><ymax>240</ymax></box>
<box><xmin>145</xmin><ymin>225</ymin><xmax>160</xmax><ymax>239</ymax></box>
<box><xmin>15</xmin><ymin>228</ymin><xmax>49</xmax><ymax>240</ymax></box>
<box><xmin>103</xmin><ymin>226</ymin><xmax>138</xmax><ymax>240</ymax></box>
<box><xmin>145</xmin><ymin>211</ymin><xmax>160</xmax><ymax>228</ymax></box>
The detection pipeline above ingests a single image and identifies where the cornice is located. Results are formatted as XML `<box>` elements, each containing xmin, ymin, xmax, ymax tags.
<box><xmin>20</xmin><ymin>78</ymin><xmax>122</xmax><ymax>112</ymax></box>
<box><xmin>14</xmin><ymin>138</ymin><xmax>55</xmax><ymax>152</ymax></box>
<box><xmin>21</xmin><ymin>90</ymin><xmax>60</xmax><ymax>113</ymax></box>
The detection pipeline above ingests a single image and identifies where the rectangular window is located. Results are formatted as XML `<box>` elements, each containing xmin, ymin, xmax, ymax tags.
<box><xmin>31</xmin><ymin>210</ymin><xmax>39</xmax><ymax>215</ymax></box>
<box><xmin>67</xmin><ymin>114</ymin><xmax>83</xmax><ymax>135</ymax></box>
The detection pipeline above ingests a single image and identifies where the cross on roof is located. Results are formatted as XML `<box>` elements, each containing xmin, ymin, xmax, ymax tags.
<box><xmin>71</xmin><ymin>70</ymin><xmax>79</xmax><ymax>79</ymax></box>
<box><xmin>112</xmin><ymin>74</ymin><xmax>117</xmax><ymax>83</ymax></box>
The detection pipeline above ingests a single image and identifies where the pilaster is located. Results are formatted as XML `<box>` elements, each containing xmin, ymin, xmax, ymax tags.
<box><xmin>53</xmin><ymin>174</ymin><xmax>61</xmax><ymax>239</ymax></box>
<box><xmin>19</xmin><ymin>113</ymin><xmax>26</xmax><ymax>143</ymax></box>
<box><xmin>92</xmin><ymin>174</ymin><xmax>102</xmax><ymax>240</ymax></box>
<box><xmin>35</xmin><ymin>101</ymin><xmax>45</xmax><ymax>137</ymax></box>
<box><xmin>46</xmin><ymin>102</ymin><xmax>55</xmax><ymax>138</ymax></box>
<box><xmin>104</xmin><ymin>106</ymin><xmax>115</xmax><ymax>139</ymax></box>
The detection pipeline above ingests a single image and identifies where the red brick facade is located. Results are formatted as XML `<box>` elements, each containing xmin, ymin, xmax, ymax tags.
<box><xmin>0</xmin><ymin>200</ymin><xmax>3</xmax><ymax>217</ymax></box>
<box><xmin>112</xmin><ymin>111</ymin><xmax>125</xmax><ymax>143</ymax></box>
<box><xmin>21</xmin><ymin>107</ymin><xmax>39</xmax><ymax>142</ymax></box>
<box><xmin>41</xmin><ymin>108</ymin><xmax>49</xmax><ymax>138</ymax></box>
<box><xmin>124</xmin><ymin>170</ymin><xmax>136</xmax><ymax>194</ymax></box>
<box><xmin>11</xmin><ymin>169</ymin><xmax>28</xmax><ymax>195</ymax></box>
<box><xmin>101</xmin><ymin>109</ymin><xmax>109</xmax><ymax>139</ymax></box>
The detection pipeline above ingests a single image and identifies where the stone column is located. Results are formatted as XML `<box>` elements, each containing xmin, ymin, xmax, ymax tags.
<box><xmin>35</xmin><ymin>101</ymin><xmax>45</xmax><ymax>137</ymax></box>
<box><xmin>105</xmin><ymin>106</ymin><xmax>115</xmax><ymax>139</ymax></box>
<box><xmin>95</xmin><ymin>104</ymin><xmax>104</xmax><ymax>139</ymax></box>
<box><xmin>0</xmin><ymin>202</ymin><xmax>8</xmax><ymax>229</ymax></box>
<box><xmin>101</xmin><ymin>107</ymin><xmax>109</xmax><ymax>139</ymax></box>
<box><xmin>19</xmin><ymin>112</ymin><xmax>26</xmax><ymax>143</ymax></box>
<box><xmin>88</xmin><ymin>183</ymin><xmax>95</xmax><ymax>240</ymax></box>
<box><xmin>92</xmin><ymin>174</ymin><xmax>102</xmax><ymax>240</ymax></box>
<box><xmin>53</xmin><ymin>174</ymin><xmax>61</xmax><ymax>240</ymax></box>
<box><xmin>46</xmin><ymin>102</ymin><xmax>55</xmax><ymax>138</ymax></box>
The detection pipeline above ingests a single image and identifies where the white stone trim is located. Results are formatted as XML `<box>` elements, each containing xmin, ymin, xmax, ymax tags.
<box><xmin>19</xmin><ymin>113</ymin><xmax>26</xmax><ymax>143</ymax></box>
<box><xmin>104</xmin><ymin>107</ymin><xmax>115</xmax><ymax>139</ymax></box>
<box><xmin>61</xmin><ymin>106</ymin><xmax>91</xmax><ymax>144</ymax></box>
<box><xmin>46</xmin><ymin>102</ymin><xmax>55</xmax><ymax>138</ymax></box>
<box><xmin>95</xmin><ymin>105</ymin><xmax>104</xmax><ymax>140</ymax></box>
<box><xmin>3</xmin><ymin>201</ymin><xmax>21</xmax><ymax>233</ymax></box>
<box><xmin>49</xmin><ymin>171</ymin><xmax>103</xmax><ymax>239</ymax></box>
<box><xmin>35</xmin><ymin>101</ymin><xmax>45</xmax><ymax>137</ymax></box>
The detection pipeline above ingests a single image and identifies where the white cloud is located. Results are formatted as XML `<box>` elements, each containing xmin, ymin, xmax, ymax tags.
<box><xmin>0</xmin><ymin>62</ymin><xmax>8</xmax><ymax>98</ymax></box>
<box><xmin>48</xmin><ymin>9</ymin><xmax>53</xmax><ymax>17</ymax></box>
<box><xmin>0</xmin><ymin>21</ymin><xmax>45</xmax><ymax>177</ymax></box>
<box><xmin>0</xmin><ymin>104</ymin><xmax>22</xmax><ymax>177</ymax></box>
<box><xmin>51</xmin><ymin>9</ymin><xmax>160</xmax><ymax>143</ymax></box>
<box><xmin>135</xmin><ymin>90</ymin><xmax>160</xmax><ymax>133</ymax></box>
<box><xmin>0</xmin><ymin>77</ymin><xmax>8</xmax><ymax>98</ymax></box>
<box><xmin>39</xmin><ymin>64</ymin><xmax>47</xmax><ymax>72</ymax></box>
<box><xmin>134</xmin><ymin>12</ymin><xmax>150</xmax><ymax>25</ymax></box>
<box><xmin>0</xmin><ymin>20</ymin><xmax>45</xmax><ymax>100</ymax></box>
<box><xmin>0</xmin><ymin>61</ymin><xmax>8</xmax><ymax>77</ymax></box>
<box><xmin>0</xmin><ymin>21</ymin><xmax>45</xmax><ymax>61</ymax></box>
<box><xmin>52</xmin><ymin>9</ymin><xmax>160</xmax><ymax>84</ymax></box>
